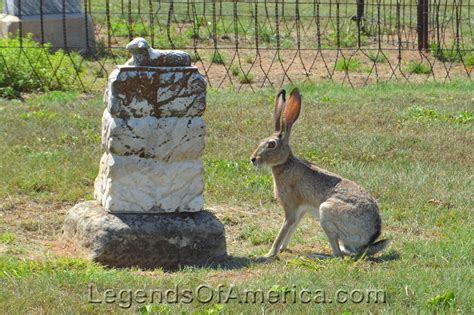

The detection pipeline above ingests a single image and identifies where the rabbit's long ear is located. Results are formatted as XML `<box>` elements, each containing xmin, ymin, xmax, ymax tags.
<box><xmin>283</xmin><ymin>88</ymin><xmax>302</xmax><ymax>135</ymax></box>
<box><xmin>274</xmin><ymin>89</ymin><xmax>286</xmax><ymax>132</ymax></box>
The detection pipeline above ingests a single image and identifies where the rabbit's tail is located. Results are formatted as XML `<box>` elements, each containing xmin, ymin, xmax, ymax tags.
<box><xmin>341</xmin><ymin>239</ymin><xmax>390</xmax><ymax>256</ymax></box>
<box><xmin>365</xmin><ymin>239</ymin><xmax>390</xmax><ymax>256</ymax></box>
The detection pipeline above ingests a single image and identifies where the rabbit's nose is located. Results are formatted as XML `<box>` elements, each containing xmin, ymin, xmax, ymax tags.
<box><xmin>251</xmin><ymin>157</ymin><xmax>256</xmax><ymax>164</ymax></box>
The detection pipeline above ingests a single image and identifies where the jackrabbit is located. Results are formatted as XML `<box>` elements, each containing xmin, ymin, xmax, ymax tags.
<box><xmin>251</xmin><ymin>88</ymin><xmax>389</xmax><ymax>260</ymax></box>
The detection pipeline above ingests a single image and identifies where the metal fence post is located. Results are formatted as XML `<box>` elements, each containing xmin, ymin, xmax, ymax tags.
<box><xmin>417</xmin><ymin>0</ymin><xmax>429</xmax><ymax>50</ymax></box>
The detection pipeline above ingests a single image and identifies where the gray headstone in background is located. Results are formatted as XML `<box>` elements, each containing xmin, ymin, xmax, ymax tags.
<box><xmin>3</xmin><ymin>0</ymin><xmax>83</xmax><ymax>16</ymax></box>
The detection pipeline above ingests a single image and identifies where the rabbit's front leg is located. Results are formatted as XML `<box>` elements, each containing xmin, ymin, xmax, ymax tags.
<box><xmin>257</xmin><ymin>218</ymin><xmax>293</xmax><ymax>261</ymax></box>
<box><xmin>280</xmin><ymin>206</ymin><xmax>307</xmax><ymax>252</ymax></box>
<box><xmin>257</xmin><ymin>209</ymin><xmax>301</xmax><ymax>261</ymax></box>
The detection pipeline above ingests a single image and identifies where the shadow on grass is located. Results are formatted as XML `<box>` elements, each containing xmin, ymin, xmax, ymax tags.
<box><xmin>367</xmin><ymin>250</ymin><xmax>400</xmax><ymax>263</ymax></box>
<box><xmin>158</xmin><ymin>255</ymin><xmax>254</xmax><ymax>272</ymax></box>
<box><xmin>143</xmin><ymin>250</ymin><xmax>400</xmax><ymax>271</ymax></box>
<box><xmin>212</xmin><ymin>255</ymin><xmax>254</xmax><ymax>270</ymax></box>
<box><xmin>303</xmin><ymin>250</ymin><xmax>400</xmax><ymax>263</ymax></box>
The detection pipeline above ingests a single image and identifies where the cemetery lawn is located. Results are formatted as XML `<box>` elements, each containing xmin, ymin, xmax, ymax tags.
<box><xmin>0</xmin><ymin>81</ymin><xmax>473</xmax><ymax>314</ymax></box>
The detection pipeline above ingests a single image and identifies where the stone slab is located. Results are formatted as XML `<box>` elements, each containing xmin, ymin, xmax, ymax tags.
<box><xmin>4</xmin><ymin>0</ymin><xmax>83</xmax><ymax>16</ymax></box>
<box><xmin>106</xmin><ymin>67</ymin><xmax>206</xmax><ymax>119</ymax></box>
<box><xmin>62</xmin><ymin>201</ymin><xmax>227</xmax><ymax>269</ymax></box>
<box><xmin>101</xmin><ymin>110</ymin><xmax>205</xmax><ymax>162</ymax></box>
<box><xmin>94</xmin><ymin>154</ymin><xmax>204</xmax><ymax>213</ymax></box>
<box><xmin>0</xmin><ymin>13</ymin><xmax>95</xmax><ymax>53</ymax></box>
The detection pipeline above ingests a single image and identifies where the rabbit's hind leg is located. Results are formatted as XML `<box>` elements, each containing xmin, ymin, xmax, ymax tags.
<box><xmin>319</xmin><ymin>201</ymin><xmax>344</xmax><ymax>257</ymax></box>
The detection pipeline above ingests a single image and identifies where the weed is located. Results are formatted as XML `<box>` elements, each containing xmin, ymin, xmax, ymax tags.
<box><xmin>0</xmin><ymin>33</ymin><xmax>85</xmax><ymax>98</ymax></box>
<box><xmin>430</xmin><ymin>43</ymin><xmax>473</xmax><ymax>63</ymax></box>
<box><xmin>259</xmin><ymin>26</ymin><xmax>274</xmax><ymax>43</ymax></box>
<box><xmin>407</xmin><ymin>61</ymin><xmax>432</xmax><ymax>74</ymax></box>
<box><xmin>238</xmin><ymin>72</ymin><xmax>254</xmax><ymax>84</ymax></box>
<box><xmin>451</xmin><ymin>111</ymin><xmax>474</xmax><ymax>123</ymax></box>
<box><xmin>427</xmin><ymin>291</ymin><xmax>455</xmax><ymax>307</ymax></box>
<box><xmin>335</xmin><ymin>58</ymin><xmax>362</xmax><ymax>71</ymax></box>
<box><xmin>406</xmin><ymin>105</ymin><xmax>440</xmax><ymax>121</ymax></box>
<box><xmin>209</xmin><ymin>51</ymin><xmax>225</xmax><ymax>64</ymax></box>
<box><xmin>287</xmin><ymin>257</ymin><xmax>325</xmax><ymax>271</ymax></box>
<box><xmin>406</xmin><ymin>105</ymin><xmax>473</xmax><ymax>124</ymax></box>
<box><xmin>465</xmin><ymin>52</ymin><xmax>474</xmax><ymax>67</ymax></box>
<box><xmin>196</xmin><ymin>304</ymin><xmax>225</xmax><ymax>315</ymax></box>
<box><xmin>189</xmin><ymin>51</ymin><xmax>202</xmax><ymax>62</ymax></box>
<box><xmin>368</xmin><ymin>53</ymin><xmax>387</xmax><ymax>63</ymax></box>
<box><xmin>326</xmin><ymin>24</ymin><xmax>367</xmax><ymax>48</ymax></box>
<box><xmin>139</xmin><ymin>304</ymin><xmax>171</xmax><ymax>315</ymax></box>
<box><xmin>230</xmin><ymin>64</ymin><xmax>241</xmax><ymax>77</ymax></box>
<box><xmin>0</xmin><ymin>232</ymin><xmax>15</xmax><ymax>244</ymax></box>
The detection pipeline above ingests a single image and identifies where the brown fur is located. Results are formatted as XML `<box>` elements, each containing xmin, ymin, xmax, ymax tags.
<box><xmin>251</xmin><ymin>88</ymin><xmax>389</xmax><ymax>260</ymax></box>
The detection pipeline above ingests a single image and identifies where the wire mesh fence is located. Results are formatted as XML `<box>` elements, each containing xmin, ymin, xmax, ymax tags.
<box><xmin>0</xmin><ymin>0</ymin><xmax>472</xmax><ymax>95</ymax></box>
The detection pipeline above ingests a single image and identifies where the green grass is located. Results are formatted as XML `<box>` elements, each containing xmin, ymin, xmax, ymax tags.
<box><xmin>0</xmin><ymin>81</ymin><xmax>473</xmax><ymax>313</ymax></box>
<box><xmin>407</xmin><ymin>61</ymin><xmax>432</xmax><ymax>74</ymax></box>
<box><xmin>335</xmin><ymin>58</ymin><xmax>362</xmax><ymax>72</ymax></box>
<box><xmin>430</xmin><ymin>43</ymin><xmax>474</xmax><ymax>64</ymax></box>
<box><xmin>0</xmin><ymin>233</ymin><xmax>15</xmax><ymax>244</ymax></box>
<box><xmin>238</xmin><ymin>72</ymin><xmax>255</xmax><ymax>84</ymax></box>
<box><xmin>209</xmin><ymin>51</ymin><xmax>226</xmax><ymax>65</ymax></box>
<box><xmin>406</xmin><ymin>105</ymin><xmax>473</xmax><ymax>123</ymax></box>
<box><xmin>229</xmin><ymin>65</ymin><xmax>255</xmax><ymax>84</ymax></box>
<box><xmin>368</xmin><ymin>53</ymin><xmax>388</xmax><ymax>63</ymax></box>
<box><xmin>230</xmin><ymin>64</ymin><xmax>241</xmax><ymax>77</ymax></box>
<box><xmin>465</xmin><ymin>52</ymin><xmax>474</xmax><ymax>67</ymax></box>
<box><xmin>244</xmin><ymin>55</ymin><xmax>254</xmax><ymax>64</ymax></box>
<box><xmin>189</xmin><ymin>51</ymin><xmax>202</xmax><ymax>62</ymax></box>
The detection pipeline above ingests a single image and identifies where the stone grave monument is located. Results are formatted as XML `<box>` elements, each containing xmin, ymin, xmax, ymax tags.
<box><xmin>62</xmin><ymin>38</ymin><xmax>227</xmax><ymax>269</ymax></box>
<box><xmin>0</xmin><ymin>0</ymin><xmax>95</xmax><ymax>53</ymax></box>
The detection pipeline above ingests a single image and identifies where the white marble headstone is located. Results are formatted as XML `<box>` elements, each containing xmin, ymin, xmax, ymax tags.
<box><xmin>94</xmin><ymin>38</ymin><xmax>207</xmax><ymax>214</ymax></box>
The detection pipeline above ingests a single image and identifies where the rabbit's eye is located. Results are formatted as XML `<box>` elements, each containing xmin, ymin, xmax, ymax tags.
<box><xmin>267</xmin><ymin>140</ymin><xmax>277</xmax><ymax>149</ymax></box>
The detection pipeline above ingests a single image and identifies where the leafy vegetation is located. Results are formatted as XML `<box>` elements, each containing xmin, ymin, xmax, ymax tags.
<box><xmin>335</xmin><ymin>58</ymin><xmax>362</xmax><ymax>72</ymax></box>
<box><xmin>0</xmin><ymin>34</ymin><xmax>85</xmax><ymax>98</ymax></box>
<box><xmin>406</xmin><ymin>61</ymin><xmax>432</xmax><ymax>74</ymax></box>
<box><xmin>229</xmin><ymin>65</ymin><xmax>255</xmax><ymax>84</ymax></box>
<box><xmin>0</xmin><ymin>233</ymin><xmax>15</xmax><ymax>244</ymax></box>
<box><xmin>367</xmin><ymin>53</ymin><xmax>387</xmax><ymax>63</ymax></box>
<box><xmin>209</xmin><ymin>51</ymin><xmax>226</xmax><ymax>64</ymax></box>
<box><xmin>430</xmin><ymin>43</ymin><xmax>474</xmax><ymax>64</ymax></box>
<box><xmin>230</xmin><ymin>64</ymin><xmax>240</xmax><ymax>77</ymax></box>
<box><xmin>465</xmin><ymin>52</ymin><xmax>474</xmax><ymax>67</ymax></box>
<box><xmin>427</xmin><ymin>291</ymin><xmax>456</xmax><ymax>308</ymax></box>
<box><xmin>406</xmin><ymin>105</ymin><xmax>473</xmax><ymax>123</ymax></box>
<box><xmin>238</xmin><ymin>71</ymin><xmax>255</xmax><ymax>84</ymax></box>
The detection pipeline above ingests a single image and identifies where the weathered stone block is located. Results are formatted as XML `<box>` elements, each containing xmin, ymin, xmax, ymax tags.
<box><xmin>94</xmin><ymin>154</ymin><xmax>204</xmax><ymax>213</ymax></box>
<box><xmin>62</xmin><ymin>201</ymin><xmax>227</xmax><ymax>269</ymax></box>
<box><xmin>106</xmin><ymin>67</ymin><xmax>206</xmax><ymax>119</ymax></box>
<box><xmin>101</xmin><ymin>110</ymin><xmax>205</xmax><ymax>162</ymax></box>
<box><xmin>4</xmin><ymin>0</ymin><xmax>83</xmax><ymax>16</ymax></box>
<box><xmin>0</xmin><ymin>13</ymin><xmax>95</xmax><ymax>53</ymax></box>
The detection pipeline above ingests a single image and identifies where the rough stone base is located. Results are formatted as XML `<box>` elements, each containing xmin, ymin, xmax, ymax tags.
<box><xmin>62</xmin><ymin>201</ymin><xmax>227</xmax><ymax>269</ymax></box>
<box><xmin>0</xmin><ymin>13</ymin><xmax>95</xmax><ymax>54</ymax></box>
